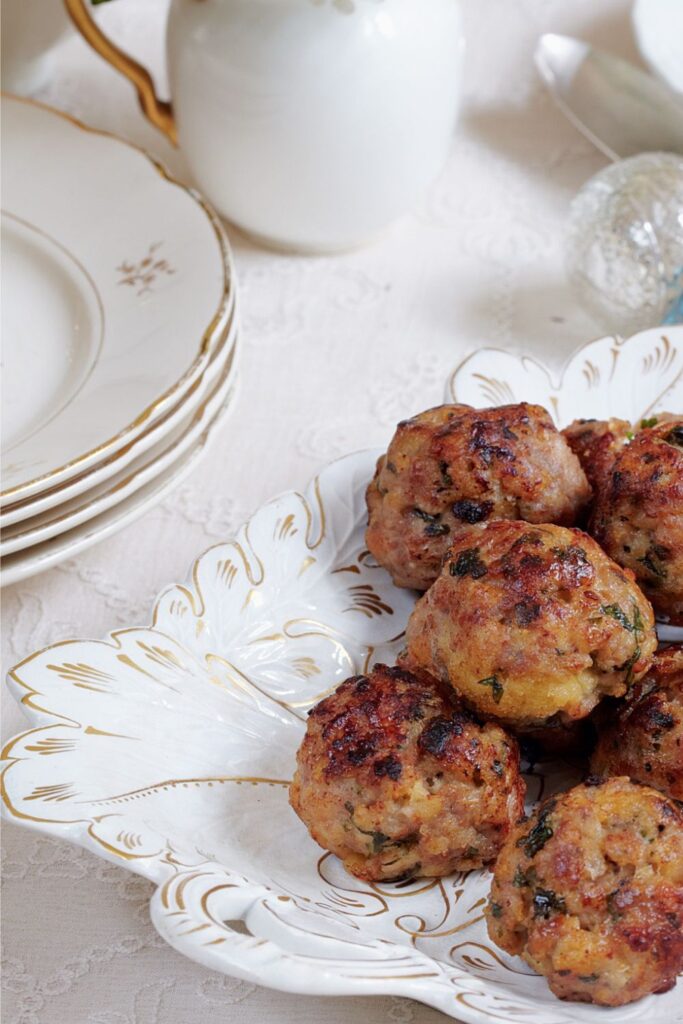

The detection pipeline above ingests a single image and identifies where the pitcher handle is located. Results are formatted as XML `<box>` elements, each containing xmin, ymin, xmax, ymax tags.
<box><xmin>64</xmin><ymin>0</ymin><xmax>177</xmax><ymax>145</ymax></box>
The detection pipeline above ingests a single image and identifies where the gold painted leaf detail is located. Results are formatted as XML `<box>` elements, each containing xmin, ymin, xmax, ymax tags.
<box><xmin>290</xmin><ymin>657</ymin><xmax>321</xmax><ymax>680</ymax></box>
<box><xmin>344</xmin><ymin>584</ymin><xmax>393</xmax><ymax>618</ymax></box>
<box><xmin>26</xmin><ymin>783</ymin><xmax>78</xmax><ymax>803</ymax></box>
<box><xmin>471</xmin><ymin>374</ymin><xmax>516</xmax><ymax>406</ymax></box>
<box><xmin>25</xmin><ymin>737</ymin><xmax>77</xmax><ymax>756</ymax></box>
<box><xmin>47</xmin><ymin>661</ymin><xmax>115</xmax><ymax>690</ymax></box>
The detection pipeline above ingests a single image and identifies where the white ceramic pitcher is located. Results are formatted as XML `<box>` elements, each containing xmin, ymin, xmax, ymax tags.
<box><xmin>66</xmin><ymin>0</ymin><xmax>464</xmax><ymax>253</ymax></box>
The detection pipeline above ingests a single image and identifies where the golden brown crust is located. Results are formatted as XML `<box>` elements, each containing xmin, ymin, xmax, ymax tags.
<box><xmin>562</xmin><ymin>417</ymin><xmax>632</xmax><ymax>494</ymax></box>
<box><xmin>590</xmin><ymin>418</ymin><xmax>683</xmax><ymax>624</ymax></box>
<box><xmin>289</xmin><ymin>664</ymin><xmax>525</xmax><ymax>881</ymax></box>
<box><xmin>402</xmin><ymin>520</ymin><xmax>657</xmax><ymax>727</ymax></box>
<box><xmin>366</xmin><ymin>403</ymin><xmax>591</xmax><ymax>591</ymax></box>
<box><xmin>486</xmin><ymin>777</ymin><xmax>683</xmax><ymax>1006</ymax></box>
<box><xmin>592</xmin><ymin>645</ymin><xmax>683</xmax><ymax>800</ymax></box>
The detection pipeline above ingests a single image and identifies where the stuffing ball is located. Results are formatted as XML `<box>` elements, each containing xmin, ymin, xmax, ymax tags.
<box><xmin>403</xmin><ymin>520</ymin><xmax>657</xmax><ymax>728</ymax></box>
<box><xmin>562</xmin><ymin>417</ymin><xmax>632</xmax><ymax>493</ymax></box>
<box><xmin>486</xmin><ymin>777</ymin><xmax>683</xmax><ymax>1006</ymax></box>
<box><xmin>366</xmin><ymin>403</ymin><xmax>591</xmax><ymax>591</ymax></box>
<box><xmin>590</xmin><ymin>418</ymin><xmax>683</xmax><ymax>624</ymax></box>
<box><xmin>592</xmin><ymin>644</ymin><xmax>683</xmax><ymax>801</ymax></box>
<box><xmin>289</xmin><ymin>664</ymin><xmax>525</xmax><ymax>882</ymax></box>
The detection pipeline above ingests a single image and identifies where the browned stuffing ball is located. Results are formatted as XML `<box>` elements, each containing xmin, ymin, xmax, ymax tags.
<box><xmin>486</xmin><ymin>777</ymin><xmax>683</xmax><ymax>1007</ymax></box>
<box><xmin>402</xmin><ymin>520</ymin><xmax>657</xmax><ymax>728</ymax></box>
<box><xmin>592</xmin><ymin>644</ymin><xmax>683</xmax><ymax>801</ymax></box>
<box><xmin>289</xmin><ymin>664</ymin><xmax>525</xmax><ymax>882</ymax></box>
<box><xmin>562</xmin><ymin>417</ymin><xmax>632</xmax><ymax>494</ymax></box>
<box><xmin>590</xmin><ymin>418</ymin><xmax>683</xmax><ymax>625</ymax></box>
<box><xmin>366</xmin><ymin>403</ymin><xmax>590</xmax><ymax>591</ymax></box>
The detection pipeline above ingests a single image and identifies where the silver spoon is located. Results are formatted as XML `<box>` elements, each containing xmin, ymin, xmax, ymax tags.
<box><xmin>535</xmin><ymin>33</ymin><xmax>683</xmax><ymax>161</ymax></box>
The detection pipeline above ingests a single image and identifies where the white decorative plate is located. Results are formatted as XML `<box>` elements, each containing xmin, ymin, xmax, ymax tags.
<box><xmin>0</xmin><ymin>95</ymin><xmax>235</xmax><ymax>502</ymax></box>
<box><xmin>3</xmin><ymin>336</ymin><xmax>682</xmax><ymax>1023</ymax></box>
<box><xmin>632</xmin><ymin>0</ymin><xmax>683</xmax><ymax>95</ymax></box>
<box><xmin>0</xmin><ymin>377</ymin><xmax>238</xmax><ymax>587</ymax></box>
<box><xmin>0</xmin><ymin>280</ymin><xmax>238</xmax><ymax>529</ymax></box>
<box><xmin>0</xmin><ymin>336</ymin><xmax>239</xmax><ymax>556</ymax></box>
<box><xmin>447</xmin><ymin>326</ymin><xmax>683</xmax><ymax>425</ymax></box>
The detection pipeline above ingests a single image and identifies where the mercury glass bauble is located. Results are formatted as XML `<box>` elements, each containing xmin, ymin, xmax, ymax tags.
<box><xmin>566</xmin><ymin>152</ymin><xmax>683</xmax><ymax>336</ymax></box>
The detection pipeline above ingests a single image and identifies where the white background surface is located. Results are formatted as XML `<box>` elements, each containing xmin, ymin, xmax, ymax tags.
<box><xmin>1</xmin><ymin>1</ymin><xmax>646</xmax><ymax>1021</ymax></box>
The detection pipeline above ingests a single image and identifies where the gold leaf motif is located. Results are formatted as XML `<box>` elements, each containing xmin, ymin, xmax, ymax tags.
<box><xmin>344</xmin><ymin>584</ymin><xmax>393</xmax><ymax>618</ymax></box>
<box><xmin>116</xmin><ymin>830</ymin><xmax>145</xmax><ymax>850</ymax></box>
<box><xmin>471</xmin><ymin>374</ymin><xmax>516</xmax><ymax>406</ymax></box>
<box><xmin>642</xmin><ymin>334</ymin><xmax>676</xmax><ymax>375</ymax></box>
<box><xmin>26</xmin><ymin>782</ymin><xmax>78</xmax><ymax>803</ymax></box>
<box><xmin>216</xmin><ymin>559</ymin><xmax>238</xmax><ymax>587</ymax></box>
<box><xmin>46</xmin><ymin>661</ymin><xmax>115</xmax><ymax>691</ymax></box>
<box><xmin>581</xmin><ymin>359</ymin><xmax>600</xmax><ymax>388</ymax></box>
<box><xmin>25</xmin><ymin>737</ymin><xmax>77</xmax><ymax>756</ymax></box>
<box><xmin>290</xmin><ymin>657</ymin><xmax>321</xmax><ymax>680</ymax></box>
<box><xmin>275</xmin><ymin>514</ymin><xmax>297</xmax><ymax>541</ymax></box>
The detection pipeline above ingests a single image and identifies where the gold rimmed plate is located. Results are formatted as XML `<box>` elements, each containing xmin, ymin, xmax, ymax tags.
<box><xmin>0</xmin><ymin>283</ymin><xmax>238</xmax><ymax>529</ymax></box>
<box><xmin>1</xmin><ymin>95</ymin><xmax>236</xmax><ymax>504</ymax></box>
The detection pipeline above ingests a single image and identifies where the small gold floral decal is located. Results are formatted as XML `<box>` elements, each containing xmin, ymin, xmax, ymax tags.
<box><xmin>117</xmin><ymin>242</ymin><xmax>175</xmax><ymax>296</ymax></box>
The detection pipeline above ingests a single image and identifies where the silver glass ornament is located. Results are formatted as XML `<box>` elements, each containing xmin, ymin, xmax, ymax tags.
<box><xmin>566</xmin><ymin>152</ymin><xmax>683</xmax><ymax>335</ymax></box>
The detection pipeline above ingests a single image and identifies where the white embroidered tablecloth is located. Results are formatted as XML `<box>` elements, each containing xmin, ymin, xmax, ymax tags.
<box><xmin>1</xmin><ymin>1</ymin><xmax>640</xmax><ymax>1021</ymax></box>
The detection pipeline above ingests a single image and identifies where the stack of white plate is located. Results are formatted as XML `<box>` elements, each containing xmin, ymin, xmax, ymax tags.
<box><xmin>0</xmin><ymin>96</ymin><xmax>239</xmax><ymax>586</ymax></box>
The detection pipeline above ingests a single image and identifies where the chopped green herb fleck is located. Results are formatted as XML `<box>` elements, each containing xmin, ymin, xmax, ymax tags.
<box><xmin>439</xmin><ymin>460</ymin><xmax>453</xmax><ymax>487</ymax></box>
<box><xmin>641</xmin><ymin>417</ymin><xmax>658</xmax><ymax>429</ymax></box>
<box><xmin>370</xmin><ymin>831</ymin><xmax>391</xmax><ymax>853</ymax></box>
<box><xmin>489</xmin><ymin>901</ymin><xmax>503</xmax><ymax>918</ymax></box>
<box><xmin>477</xmin><ymin>675</ymin><xmax>504</xmax><ymax>704</ymax></box>
<box><xmin>578</xmin><ymin>973</ymin><xmax>600</xmax><ymax>984</ymax></box>
<box><xmin>620</xmin><ymin>645</ymin><xmax>641</xmax><ymax>686</ymax></box>
<box><xmin>532</xmin><ymin>888</ymin><xmax>567</xmax><ymax>918</ymax></box>
<box><xmin>513</xmin><ymin>866</ymin><xmax>535</xmax><ymax>888</ymax></box>
<box><xmin>517</xmin><ymin>805</ymin><xmax>555</xmax><ymax>858</ymax></box>
<box><xmin>639</xmin><ymin>552</ymin><xmax>668</xmax><ymax>579</ymax></box>
<box><xmin>450</xmin><ymin>548</ymin><xmax>488</xmax><ymax>580</ymax></box>
<box><xmin>412</xmin><ymin>508</ymin><xmax>440</xmax><ymax>524</ymax></box>
<box><xmin>412</xmin><ymin>508</ymin><xmax>450</xmax><ymax>537</ymax></box>
<box><xmin>601</xmin><ymin>603</ymin><xmax>632</xmax><ymax>631</ymax></box>
<box><xmin>601</xmin><ymin>602</ymin><xmax>645</xmax><ymax>640</ymax></box>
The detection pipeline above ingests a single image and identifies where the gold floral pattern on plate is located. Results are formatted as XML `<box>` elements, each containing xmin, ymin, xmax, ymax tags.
<box><xmin>117</xmin><ymin>243</ymin><xmax>175</xmax><ymax>297</ymax></box>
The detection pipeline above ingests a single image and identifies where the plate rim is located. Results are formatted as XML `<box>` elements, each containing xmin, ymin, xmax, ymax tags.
<box><xmin>0</xmin><ymin>93</ymin><xmax>236</xmax><ymax>503</ymax></box>
<box><xmin>0</xmin><ymin>288</ymin><xmax>239</xmax><ymax>528</ymax></box>
<box><xmin>0</xmin><ymin>369</ymin><xmax>240</xmax><ymax>586</ymax></box>
<box><xmin>0</xmin><ymin>329</ymin><xmax>239</xmax><ymax>555</ymax></box>
<box><xmin>446</xmin><ymin>325</ymin><xmax>683</xmax><ymax>421</ymax></box>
